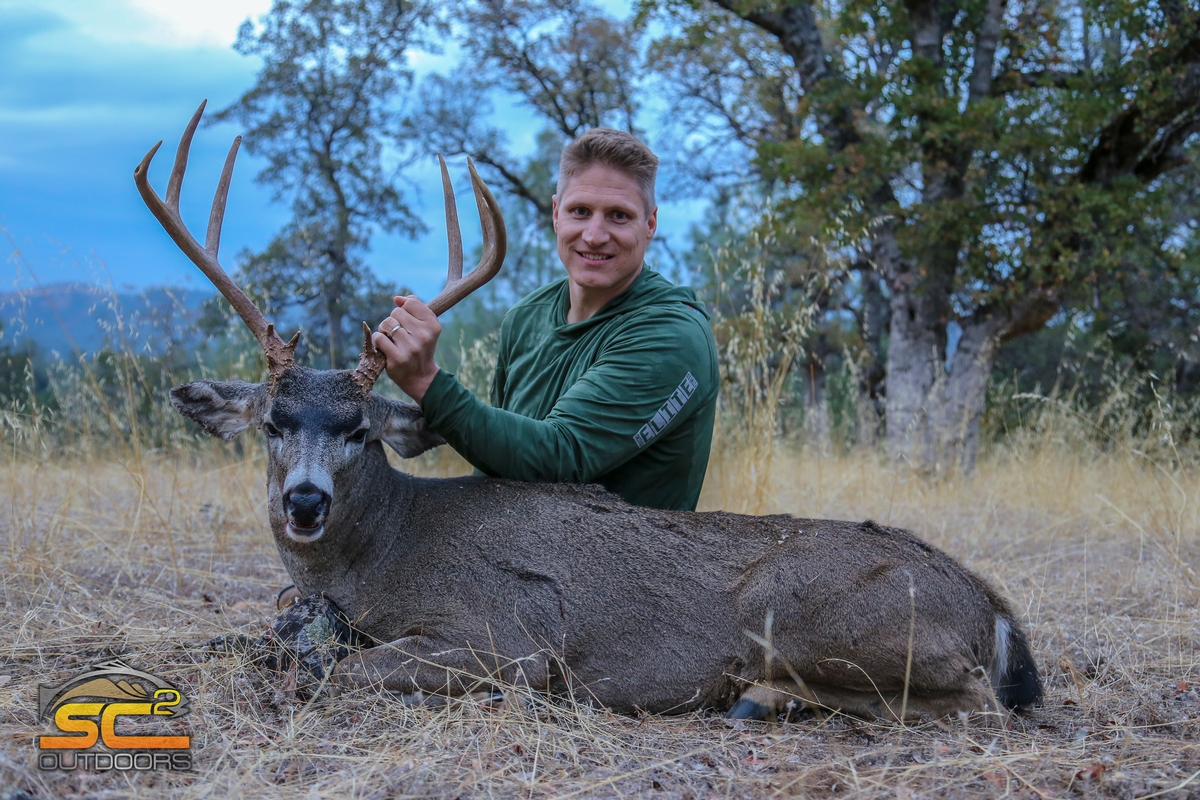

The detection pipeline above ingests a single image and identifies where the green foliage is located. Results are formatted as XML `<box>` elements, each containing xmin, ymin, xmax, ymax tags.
<box><xmin>0</xmin><ymin>336</ymin><xmax>45</xmax><ymax>408</ymax></box>
<box><xmin>0</xmin><ymin>287</ymin><xmax>268</xmax><ymax>459</ymax></box>
<box><xmin>984</xmin><ymin>352</ymin><xmax>1200</xmax><ymax>466</ymax></box>
<box><xmin>681</xmin><ymin>187</ymin><xmax>887</xmax><ymax>441</ymax></box>
<box><xmin>825</xmin><ymin>355</ymin><xmax>861</xmax><ymax>453</ymax></box>
<box><xmin>641</xmin><ymin>0</ymin><xmax>1199</xmax><ymax>464</ymax></box>
<box><xmin>742</xmin><ymin>0</ymin><xmax>1196</xmax><ymax>306</ymax></box>
<box><xmin>3</xmin><ymin>346</ymin><xmax>196</xmax><ymax>459</ymax></box>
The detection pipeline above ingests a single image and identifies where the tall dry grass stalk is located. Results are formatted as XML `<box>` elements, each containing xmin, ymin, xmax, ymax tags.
<box><xmin>703</xmin><ymin>214</ymin><xmax>822</xmax><ymax>515</ymax></box>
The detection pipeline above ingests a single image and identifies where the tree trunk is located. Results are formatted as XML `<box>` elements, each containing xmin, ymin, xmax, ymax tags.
<box><xmin>916</xmin><ymin>317</ymin><xmax>1006</xmax><ymax>473</ymax></box>
<box><xmin>324</xmin><ymin>290</ymin><xmax>345</xmax><ymax>370</ymax></box>
<box><xmin>883</xmin><ymin>311</ymin><xmax>950</xmax><ymax>467</ymax></box>
<box><xmin>885</xmin><ymin>303</ymin><xmax>997</xmax><ymax>473</ymax></box>
<box><xmin>319</xmin><ymin>131</ymin><xmax>354</xmax><ymax>370</ymax></box>
<box><xmin>323</xmin><ymin>250</ymin><xmax>350</xmax><ymax>370</ymax></box>
<box><xmin>884</xmin><ymin>260</ymin><xmax>1057</xmax><ymax>472</ymax></box>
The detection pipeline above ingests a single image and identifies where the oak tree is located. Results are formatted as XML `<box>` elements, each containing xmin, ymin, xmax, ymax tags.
<box><xmin>215</xmin><ymin>0</ymin><xmax>432</xmax><ymax>367</ymax></box>
<box><xmin>649</xmin><ymin>0</ymin><xmax>1200</xmax><ymax>468</ymax></box>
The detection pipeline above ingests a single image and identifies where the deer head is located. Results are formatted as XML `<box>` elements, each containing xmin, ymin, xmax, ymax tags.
<box><xmin>137</xmin><ymin>101</ymin><xmax>506</xmax><ymax>542</ymax></box>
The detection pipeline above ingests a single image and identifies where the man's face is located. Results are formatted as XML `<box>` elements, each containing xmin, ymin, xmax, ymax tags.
<box><xmin>552</xmin><ymin>164</ymin><xmax>657</xmax><ymax>297</ymax></box>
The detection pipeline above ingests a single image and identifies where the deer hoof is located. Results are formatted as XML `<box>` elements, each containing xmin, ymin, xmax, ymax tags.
<box><xmin>276</xmin><ymin>584</ymin><xmax>301</xmax><ymax>611</ymax></box>
<box><xmin>726</xmin><ymin>697</ymin><xmax>773</xmax><ymax>721</ymax></box>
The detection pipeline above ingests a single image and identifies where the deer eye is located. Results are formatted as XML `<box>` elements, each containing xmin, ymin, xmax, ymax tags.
<box><xmin>346</xmin><ymin>427</ymin><xmax>368</xmax><ymax>444</ymax></box>
<box><xmin>263</xmin><ymin>422</ymin><xmax>282</xmax><ymax>438</ymax></box>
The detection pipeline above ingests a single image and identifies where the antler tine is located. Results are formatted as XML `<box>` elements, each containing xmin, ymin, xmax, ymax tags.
<box><xmin>133</xmin><ymin>100</ymin><xmax>298</xmax><ymax>381</ymax></box>
<box><xmin>205</xmin><ymin>135</ymin><xmax>241</xmax><ymax>255</ymax></box>
<box><xmin>470</xmin><ymin>157</ymin><xmax>504</xmax><ymax>276</ymax></box>
<box><xmin>427</xmin><ymin>157</ymin><xmax>507</xmax><ymax>316</ymax></box>
<box><xmin>165</xmin><ymin>100</ymin><xmax>204</xmax><ymax>209</ymax></box>
<box><xmin>439</xmin><ymin>154</ymin><xmax>463</xmax><ymax>284</ymax></box>
<box><xmin>350</xmin><ymin>322</ymin><xmax>385</xmax><ymax>394</ymax></box>
<box><xmin>350</xmin><ymin>157</ymin><xmax>506</xmax><ymax>395</ymax></box>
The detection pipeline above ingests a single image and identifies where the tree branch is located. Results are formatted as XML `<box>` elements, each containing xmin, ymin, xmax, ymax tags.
<box><xmin>1136</xmin><ymin>113</ymin><xmax>1200</xmax><ymax>182</ymax></box>
<box><xmin>706</xmin><ymin>0</ymin><xmax>861</xmax><ymax>151</ymax></box>
<box><xmin>469</xmin><ymin>154</ymin><xmax>554</xmax><ymax>218</ymax></box>
<box><xmin>1082</xmin><ymin>53</ymin><xmax>1200</xmax><ymax>187</ymax></box>
<box><xmin>988</xmin><ymin>69</ymin><xmax>1081</xmax><ymax>95</ymax></box>
<box><xmin>707</xmin><ymin>0</ymin><xmax>830</xmax><ymax>90</ymax></box>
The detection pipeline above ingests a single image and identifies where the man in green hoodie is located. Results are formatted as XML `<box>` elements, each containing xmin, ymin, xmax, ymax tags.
<box><xmin>372</xmin><ymin>129</ymin><xmax>719</xmax><ymax>511</ymax></box>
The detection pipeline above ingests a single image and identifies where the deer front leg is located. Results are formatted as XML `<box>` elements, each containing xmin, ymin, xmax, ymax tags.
<box><xmin>331</xmin><ymin>634</ymin><xmax>548</xmax><ymax>697</ymax></box>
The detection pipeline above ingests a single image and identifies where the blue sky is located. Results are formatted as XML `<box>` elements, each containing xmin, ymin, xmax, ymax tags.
<box><xmin>0</xmin><ymin>0</ymin><xmax>705</xmax><ymax>303</ymax></box>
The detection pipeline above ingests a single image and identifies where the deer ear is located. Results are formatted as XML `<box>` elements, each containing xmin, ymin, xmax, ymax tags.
<box><xmin>170</xmin><ymin>381</ymin><xmax>269</xmax><ymax>439</ymax></box>
<box><xmin>372</xmin><ymin>396</ymin><xmax>444</xmax><ymax>458</ymax></box>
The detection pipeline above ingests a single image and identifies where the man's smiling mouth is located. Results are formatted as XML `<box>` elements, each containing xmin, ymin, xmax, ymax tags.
<box><xmin>578</xmin><ymin>251</ymin><xmax>613</xmax><ymax>261</ymax></box>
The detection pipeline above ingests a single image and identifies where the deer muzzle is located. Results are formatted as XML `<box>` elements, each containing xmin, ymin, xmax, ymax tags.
<box><xmin>284</xmin><ymin>481</ymin><xmax>330</xmax><ymax>542</ymax></box>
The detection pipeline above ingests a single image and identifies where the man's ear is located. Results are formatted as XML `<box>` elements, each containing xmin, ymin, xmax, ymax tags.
<box><xmin>170</xmin><ymin>381</ymin><xmax>269</xmax><ymax>440</ymax></box>
<box><xmin>371</xmin><ymin>396</ymin><xmax>444</xmax><ymax>458</ymax></box>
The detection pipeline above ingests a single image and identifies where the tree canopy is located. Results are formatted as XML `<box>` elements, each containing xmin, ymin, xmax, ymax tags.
<box><xmin>645</xmin><ymin>0</ymin><xmax>1200</xmax><ymax>468</ymax></box>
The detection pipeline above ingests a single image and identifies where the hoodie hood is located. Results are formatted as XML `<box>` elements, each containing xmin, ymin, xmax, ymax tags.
<box><xmin>552</xmin><ymin>268</ymin><xmax>709</xmax><ymax>336</ymax></box>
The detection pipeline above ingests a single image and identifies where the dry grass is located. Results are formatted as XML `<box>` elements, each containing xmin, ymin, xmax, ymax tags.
<box><xmin>1</xmin><ymin>438</ymin><xmax>1199</xmax><ymax>799</ymax></box>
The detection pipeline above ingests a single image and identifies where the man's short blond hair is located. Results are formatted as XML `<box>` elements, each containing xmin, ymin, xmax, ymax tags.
<box><xmin>557</xmin><ymin>128</ymin><xmax>658</xmax><ymax>214</ymax></box>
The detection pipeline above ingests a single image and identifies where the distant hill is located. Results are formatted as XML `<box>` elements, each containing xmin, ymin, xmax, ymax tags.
<box><xmin>0</xmin><ymin>283</ymin><xmax>214</xmax><ymax>358</ymax></box>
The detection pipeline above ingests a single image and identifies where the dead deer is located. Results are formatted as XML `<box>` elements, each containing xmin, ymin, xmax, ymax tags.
<box><xmin>137</xmin><ymin>103</ymin><xmax>1042</xmax><ymax>721</ymax></box>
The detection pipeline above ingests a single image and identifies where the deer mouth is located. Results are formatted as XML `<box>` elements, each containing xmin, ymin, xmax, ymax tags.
<box><xmin>285</xmin><ymin>518</ymin><xmax>325</xmax><ymax>542</ymax></box>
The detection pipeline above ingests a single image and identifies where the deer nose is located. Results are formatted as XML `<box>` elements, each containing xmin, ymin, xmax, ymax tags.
<box><xmin>284</xmin><ymin>481</ymin><xmax>329</xmax><ymax>527</ymax></box>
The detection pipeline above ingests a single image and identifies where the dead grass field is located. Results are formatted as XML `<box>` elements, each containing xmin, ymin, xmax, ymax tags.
<box><xmin>1</xmin><ymin>439</ymin><xmax>1199</xmax><ymax>799</ymax></box>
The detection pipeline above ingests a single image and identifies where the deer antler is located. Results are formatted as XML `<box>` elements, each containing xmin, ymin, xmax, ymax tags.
<box><xmin>134</xmin><ymin>100</ymin><xmax>299</xmax><ymax>383</ymax></box>
<box><xmin>350</xmin><ymin>155</ymin><xmax>507</xmax><ymax>394</ymax></box>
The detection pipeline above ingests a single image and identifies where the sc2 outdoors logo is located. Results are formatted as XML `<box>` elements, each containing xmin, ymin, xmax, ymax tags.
<box><xmin>37</xmin><ymin>658</ymin><xmax>192</xmax><ymax>772</ymax></box>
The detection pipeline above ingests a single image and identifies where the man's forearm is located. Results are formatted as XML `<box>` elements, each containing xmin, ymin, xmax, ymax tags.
<box><xmin>421</xmin><ymin>371</ymin><xmax>620</xmax><ymax>482</ymax></box>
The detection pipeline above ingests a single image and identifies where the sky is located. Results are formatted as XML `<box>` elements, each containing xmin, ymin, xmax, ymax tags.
<box><xmin>0</xmin><ymin>0</ymin><xmax>704</xmax><ymax>303</ymax></box>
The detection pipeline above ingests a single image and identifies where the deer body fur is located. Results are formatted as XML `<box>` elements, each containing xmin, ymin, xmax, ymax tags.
<box><xmin>313</xmin><ymin>473</ymin><xmax>1030</xmax><ymax>719</ymax></box>
<box><xmin>173</xmin><ymin>369</ymin><xmax>1041</xmax><ymax>721</ymax></box>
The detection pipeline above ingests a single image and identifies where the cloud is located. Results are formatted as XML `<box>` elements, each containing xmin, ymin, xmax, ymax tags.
<box><xmin>6</xmin><ymin>0</ymin><xmax>273</xmax><ymax>49</ymax></box>
<box><xmin>126</xmin><ymin>0</ymin><xmax>273</xmax><ymax>47</ymax></box>
<box><xmin>0</xmin><ymin>4</ymin><xmax>258</xmax><ymax>115</ymax></box>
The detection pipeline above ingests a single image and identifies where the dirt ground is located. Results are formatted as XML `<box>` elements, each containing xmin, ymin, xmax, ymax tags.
<box><xmin>1</xmin><ymin>444</ymin><xmax>1198</xmax><ymax>798</ymax></box>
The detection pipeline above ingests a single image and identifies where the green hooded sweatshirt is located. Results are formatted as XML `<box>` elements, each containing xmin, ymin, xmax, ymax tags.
<box><xmin>420</xmin><ymin>268</ymin><xmax>719</xmax><ymax>510</ymax></box>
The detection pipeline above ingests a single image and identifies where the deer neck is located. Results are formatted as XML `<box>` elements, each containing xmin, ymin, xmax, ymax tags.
<box><xmin>271</xmin><ymin>442</ymin><xmax>417</xmax><ymax>611</ymax></box>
